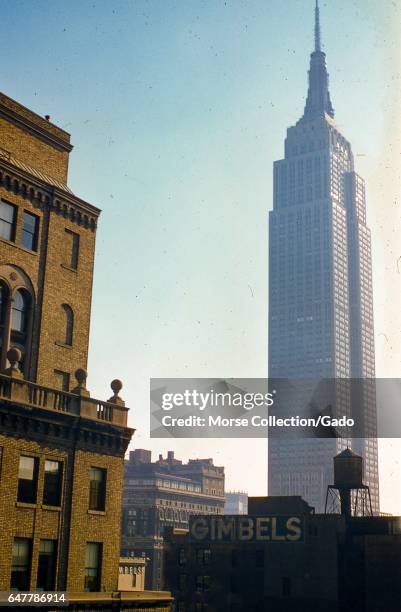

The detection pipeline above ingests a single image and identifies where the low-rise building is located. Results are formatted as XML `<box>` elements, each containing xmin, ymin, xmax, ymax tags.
<box><xmin>118</xmin><ymin>557</ymin><xmax>146</xmax><ymax>592</ymax></box>
<box><xmin>224</xmin><ymin>491</ymin><xmax>248</xmax><ymax>515</ymax></box>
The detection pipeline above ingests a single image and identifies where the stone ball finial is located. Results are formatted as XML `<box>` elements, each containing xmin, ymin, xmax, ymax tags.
<box><xmin>4</xmin><ymin>347</ymin><xmax>23</xmax><ymax>378</ymax></box>
<box><xmin>7</xmin><ymin>347</ymin><xmax>21</xmax><ymax>369</ymax></box>
<box><xmin>75</xmin><ymin>368</ymin><xmax>87</xmax><ymax>387</ymax></box>
<box><xmin>108</xmin><ymin>379</ymin><xmax>124</xmax><ymax>406</ymax></box>
<box><xmin>71</xmin><ymin>368</ymin><xmax>90</xmax><ymax>397</ymax></box>
<box><xmin>111</xmin><ymin>379</ymin><xmax>123</xmax><ymax>395</ymax></box>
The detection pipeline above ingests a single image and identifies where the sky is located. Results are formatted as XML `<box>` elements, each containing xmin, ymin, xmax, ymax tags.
<box><xmin>1</xmin><ymin>0</ymin><xmax>401</xmax><ymax>512</ymax></box>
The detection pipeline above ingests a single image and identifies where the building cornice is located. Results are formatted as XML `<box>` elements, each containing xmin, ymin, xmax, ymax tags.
<box><xmin>0</xmin><ymin>157</ymin><xmax>100</xmax><ymax>230</ymax></box>
<box><xmin>0</xmin><ymin>400</ymin><xmax>134</xmax><ymax>457</ymax></box>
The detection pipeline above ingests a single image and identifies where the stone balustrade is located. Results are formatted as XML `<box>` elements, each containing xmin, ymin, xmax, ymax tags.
<box><xmin>0</xmin><ymin>349</ymin><xmax>129</xmax><ymax>427</ymax></box>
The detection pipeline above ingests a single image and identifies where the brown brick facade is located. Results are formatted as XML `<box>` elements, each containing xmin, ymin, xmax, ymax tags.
<box><xmin>67</xmin><ymin>449</ymin><xmax>124</xmax><ymax>592</ymax></box>
<box><xmin>0</xmin><ymin>435</ymin><xmax>126</xmax><ymax>593</ymax></box>
<box><xmin>34</xmin><ymin>210</ymin><xmax>96</xmax><ymax>388</ymax></box>
<box><xmin>0</xmin><ymin>191</ymin><xmax>97</xmax><ymax>387</ymax></box>
<box><xmin>0</xmin><ymin>92</ymin><xmax>71</xmax><ymax>183</ymax></box>
<box><xmin>0</xmin><ymin>95</ymin><xmax>97</xmax><ymax>388</ymax></box>
<box><xmin>0</xmin><ymin>92</ymin><xmax>173</xmax><ymax>610</ymax></box>
<box><xmin>0</xmin><ymin>435</ymin><xmax>68</xmax><ymax>591</ymax></box>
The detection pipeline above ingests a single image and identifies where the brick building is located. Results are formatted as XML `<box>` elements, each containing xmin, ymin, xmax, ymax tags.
<box><xmin>165</xmin><ymin>497</ymin><xmax>401</xmax><ymax>612</ymax></box>
<box><xmin>122</xmin><ymin>450</ymin><xmax>225</xmax><ymax>590</ymax></box>
<box><xmin>0</xmin><ymin>92</ymin><xmax>172</xmax><ymax>611</ymax></box>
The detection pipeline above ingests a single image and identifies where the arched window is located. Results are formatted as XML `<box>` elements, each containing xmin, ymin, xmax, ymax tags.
<box><xmin>0</xmin><ymin>282</ymin><xmax>9</xmax><ymax>355</ymax></box>
<box><xmin>0</xmin><ymin>267</ymin><xmax>35</xmax><ymax>376</ymax></box>
<box><xmin>62</xmin><ymin>304</ymin><xmax>74</xmax><ymax>346</ymax></box>
<box><xmin>10</xmin><ymin>289</ymin><xmax>31</xmax><ymax>373</ymax></box>
<box><xmin>12</xmin><ymin>290</ymin><xmax>30</xmax><ymax>333</ymax></box>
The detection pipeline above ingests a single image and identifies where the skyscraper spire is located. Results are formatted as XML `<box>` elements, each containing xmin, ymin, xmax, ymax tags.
<box><xmin>301</xmin><ymin>0</ymin><xmax>334</xmax><ymax>121</ymax></box>
<box><xmin>315</xmin><ymin>0</ymin><xmax>321</xmax><ymax>51</ymax></box>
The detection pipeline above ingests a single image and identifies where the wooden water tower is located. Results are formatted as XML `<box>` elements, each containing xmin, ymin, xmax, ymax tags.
<box><xmin>325</xmin><ymin>449</ymin><xmax>373</xmax><ymax>516</ymax></box>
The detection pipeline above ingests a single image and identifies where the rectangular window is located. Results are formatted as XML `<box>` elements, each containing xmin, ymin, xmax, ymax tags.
<box><xmin>17</xmin><ymin>456</ymin><xmax>38</xmax><ymax>504</ymax></box>
<box><xmin>54</xmin><ymin>370</ymin><xmax>70</xmax><ymax>392</ymax></box>
<box><xmin>43</xmin><ymin>460</ymin><xmax>62</xmax><ymax>507</ymax></box>
<box><xmin>65</xmin><ymin>229</ymin><xmax>80</xmax><ymax>270</ymax></box>
<box><xmin>196</xmin><ymin>548</ymin><xmax>211</xmax><ymax>566</ymax></box>
<box><xmin>126</xmin><ymin>517</ymin><xmax>136</xmax><ymax>536</ymax></box>
<box><xmin>179</xmin><ymin>573</ymin><xmax>187</xmax><ymax>590</ymax></box>
<box><xmin>196</xmin><ymin>575</ymin><xmax>211</xmax><ymax>592</ymax></box>
<box><xmin>84</xmin><ymin>543</ymin><xmax>102</xmax><ymax>592</ymax></box>
<box><xmin>89</xmin><ymin>467</ymin><xmax>106</xmax><ymax>511</ymax></box>
<box><xmin>11</xmin><ymin>538</ymin><xmax>31</xmax><ymax>591</ymax></box>
<box><xmin>0</xmin><ymin>200</ymin><xmax>16</xmax><ymax>241</ymax></box>
<box><xmin>178</xmin><ymin>548</ymin><xmax>186</xmax><ymax>566</ymax></box>
<box><xmin>37</xmin><ymin>540</ymin><xmax>57</xmax><ymax>591</ymax></box>
<box><xmin>21</xmin><ymin>211</ymin><xmax>39</xmax><ymax>251</ymax></box>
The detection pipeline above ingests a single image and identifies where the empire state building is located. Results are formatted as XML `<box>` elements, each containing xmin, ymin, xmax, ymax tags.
<box><xmin>268</xmin><ymin>1</ymin><xmax>379</xmax><ymax>513</ymax></box>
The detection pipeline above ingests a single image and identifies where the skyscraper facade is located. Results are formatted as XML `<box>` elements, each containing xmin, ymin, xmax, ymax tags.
<box><xmin>268</xmin><ymin>2</ymin><xmax>379</xmax><ymax>513</ymax></box>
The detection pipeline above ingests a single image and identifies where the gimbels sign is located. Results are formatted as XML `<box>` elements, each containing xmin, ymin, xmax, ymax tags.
<box><xmin>189</xmin><ymin>515</ymin><xmax>304</xmax><ymax>543</ymax></box>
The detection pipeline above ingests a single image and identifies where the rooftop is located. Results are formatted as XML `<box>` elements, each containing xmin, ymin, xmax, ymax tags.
<box><xmin>0</xmin><ymin>91</ymin><xmax>72</xmax><ymax>151</ymax></box>
<box><xmin>127</xmin><ymin>449</ymin><xmax>223</xmax><ymax>472</ymax></box>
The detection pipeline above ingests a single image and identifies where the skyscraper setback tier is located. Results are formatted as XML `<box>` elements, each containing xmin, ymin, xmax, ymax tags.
<box><xmin>268</xmin><ymin>1</ymin><xmax>379</xmax><ymax>513</ymax></box>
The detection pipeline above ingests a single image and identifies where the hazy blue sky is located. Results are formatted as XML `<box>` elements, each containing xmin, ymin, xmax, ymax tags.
<box><xmin>2</xmin><ymin>1</ymin><xmax>401</xmax><ymax>511</ymax></box>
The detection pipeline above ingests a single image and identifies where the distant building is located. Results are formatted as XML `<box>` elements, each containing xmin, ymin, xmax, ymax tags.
<box><xmin>268</xmin><ymin>0</ymin><xmax>379</xmax><ymax>512</ymax></box>
<box><xmin>122</xmin><ymin>449</ymin><xmax>225</xmax><ymax>590</ymax></box>
<box><xmin>118</xmin><ymin>557</ymin><xmax>146</xmax><ymax>592</ymax></box>
<box><xmin>224</xmin><ymin>491</ymin><xmax>248</xmax><ymax>515</ymax></box>
<box><xmin>0</xmin><ymin>91</ymin><xmax>172</xmax><ymax>611</ymax></box>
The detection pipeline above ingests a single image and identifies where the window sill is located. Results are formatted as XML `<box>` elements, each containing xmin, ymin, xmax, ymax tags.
<box><xmin>88</xmin><ymin>509</ymin><xmax>106</xmax><ymax>516</ymax></box>
<box><xmin>42</xmin><ymin>504</ymin><xmax>62</xmax><ymax>512</ymax></box>
<box><xmin>55</xmin><ymin>341</ymin><xmax>72</xmax><ymax>349</ymax></box>
<box><xmin>0</xmin><ymin>236</ymin><xmax>38</xmax><ymax>256</ymax></box>
<box><xmin>15</xmin><ymin>501</ymin><xmax>36</xmax><ymax>509</ymax></box>
<box><xmin>61</xmin><ymin>264</ymin><xmax>78</xmax><ymax>273</ymax></box>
